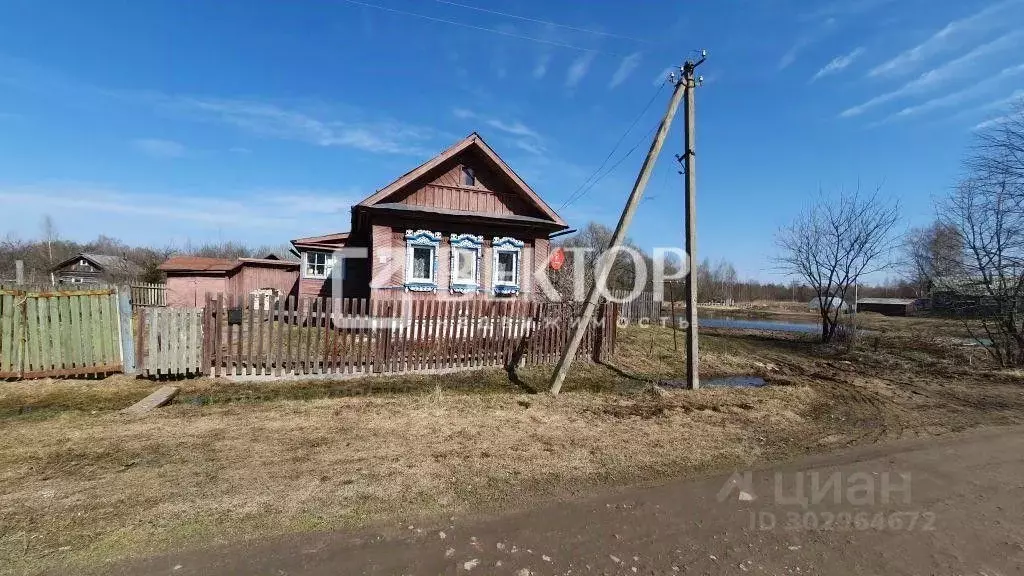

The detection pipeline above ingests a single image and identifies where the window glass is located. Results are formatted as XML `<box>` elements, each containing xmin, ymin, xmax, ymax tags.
<box><xmin>496</xmin><ymin>251</ymin><xmax>516</xmax><ymax>284</ymax></box>
<box><xmin>454</xmin><ymin>248</ymin><xmax>476</xmax><ymax>283</ymax></box>
<box><xmin>304</xmin><ymin>251</ymin><xmax>333</xmax><ymax>279</ymax></box>
<box><xmin>412</xmin><ymin>246</ymin><xmax>433</xmax><ymax>280</ymax></box>
<box><xmin>462</xmin><ymin>167</ymin><xmax>475</xmax><ymax>186</ymax></box>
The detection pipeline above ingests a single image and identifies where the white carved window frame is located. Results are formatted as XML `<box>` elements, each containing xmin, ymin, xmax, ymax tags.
<box><xmin>404</xmin><ymin>229</ymin><xmax>442</xmax><ymax>292</ymax></box>
<box><xmin>450</xmin><ymin>233</ymin><xmax>483</xmax><ymax>294</ymax></box>
<box><xmin>491</xmin><ymin>236</ymin><xmax>524</xmax><ymax>295</ymax></box>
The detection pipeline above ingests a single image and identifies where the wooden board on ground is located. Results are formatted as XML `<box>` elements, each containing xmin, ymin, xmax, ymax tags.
<box><xmin>120</xmin><ymin>385</ymin><xmax>180</xmax><ymax>416</ymax></box>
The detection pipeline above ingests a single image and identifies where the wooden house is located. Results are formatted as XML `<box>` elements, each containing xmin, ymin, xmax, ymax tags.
<box><xmin>291</xmin><ymin>133</ymin><xmax>569</xmax><ymax>300</ymax></box>
<box><xmin>855</xmin><ymin>297</ymin><xmax>918</xmax><ymax>316</ymax></box>
<box><xmin>159</xmin><ymin>256</ymin><xmax>299</xmax><ymax>307</ymax></box>
<box><xmin>50</xmin><ymin>253</ymin><xmax>143</xmax><ymax>285</ymax></box>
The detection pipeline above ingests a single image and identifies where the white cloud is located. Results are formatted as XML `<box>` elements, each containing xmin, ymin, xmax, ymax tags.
<box><xmin>533</xmin><ymin>54</ymin><xmax>551</xmax><ymax>79</ymax></box>
<box><xmin>566</xmin><ymin>52</ymin><xmax>597</xmax><ymax>88</ymax></box>
<box><xmin>868</xmin><ymin>1</ymin><xmax>1019</xmax><ymax>78</ymax></box>
<box><xmin>0</xmin><ymin>182</ymin><xmax>361</xmax><ymax>245</ymax></box>
<box><xmin>511</xmin><ymin>139</ymin><xmax>546</xmax><ymax>156</ymax></box>
<box><xmin>811</xmin><ymin>47</ymin><xmax>864</xmax><ymax>81</ymax></box>
<box><xmin>883</xmin><ymin>64</ymin><xmax>1024</xmax><ymax>121</ymax></box>
<box><xmin>974</xmin><ymin>114</ymin><xmax>1013</xmax><ymax>131</ymax></box>
<box><xmin>840</xmin><ymin>32</ymin><xmax>1022</xmax><ymax>118</ymax></box>
<box><xmin>609</xmin><ymin>52</ymin><xmax>642</xmax><ymax>88</ymax></box>
<box><xmin>485</xmin><ymin>119</ymin><xmax>541</xmax><ymax>140</ymax></box>
<box><xmin>779</xmin><ymin>19</ymin><xmax>837</xmax><ymax>71</ymax></box>
<box><xmin>165</xmin><ymin>96</ymin><xmax>438</xmax><ymax>156</ymax></box>
<box><xmin>452</xmin><ymin>108</ymin><xmax>476</xmax><ymax>119</ymax></box>
<box><xmin>132</xmin><ymin>138</ymin><xmax>186</xmax><ymax>158</ymax></box>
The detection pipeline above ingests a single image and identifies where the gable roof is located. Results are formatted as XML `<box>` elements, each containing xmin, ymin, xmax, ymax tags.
<box><xmin>291</xmin><ymin>232</ymin><xmax>350</xmax><ymax>250</ymax></box>
<box><xmin>357</xmin><ymin>133</ymin><xmax>567</xmax><ymax>227</ymax></box>
<box><xmin>51</xmin><ymin>252</ymin><xmax>143</xmax><ymax>275</ymax></box>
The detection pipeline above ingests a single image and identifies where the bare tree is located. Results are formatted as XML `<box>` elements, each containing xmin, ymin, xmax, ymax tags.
<box><xmin>775</xmin><ymin>189</ymin><xmax>900</xmax><ymax>343</ymax></box>
<box><xmin>40</xmin><ymin>214</ymin><xmax>58</xmax><ymax>265</ymax></box>
<box><xmin>903</xmin><ymin>221</ymin><xmax>963</xmax><ymax>296</ymax></box>
<box><xmin>938</xmin><ymin>100</ymin><xmax>1024</xmax><ymax>365</ymax></box>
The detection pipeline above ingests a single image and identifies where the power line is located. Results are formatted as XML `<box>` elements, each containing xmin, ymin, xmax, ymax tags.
<box><xmin>558</xmin><ymin>82</ymin><xmax>667</xmax><ymax>210</ymax></box>
<box><xmin>430</xmin><ymin>0</ymin><xmax>649</xmax><ymax>44</ymax></box>
<box><xmin>559</xmin><ymin>121</ymin><xmax>661</xmax><ymax>210</ymax></box>
<box><xmin>339</xmin><ymin>0</ymin><xmax>614</xmax><ymax>54</ymax></box>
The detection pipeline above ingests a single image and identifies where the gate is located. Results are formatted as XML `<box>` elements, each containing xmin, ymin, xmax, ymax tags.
<box><xmin>0</xmin><ymin>288</ymin><xmax>123</xmax><ymax>378</ymax></box>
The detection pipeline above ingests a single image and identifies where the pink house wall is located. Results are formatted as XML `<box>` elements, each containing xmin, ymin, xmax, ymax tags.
<box><xmin>165</xmin><ymin>275</ymin><xmax>228</xmax><ymax>308</ymax></box>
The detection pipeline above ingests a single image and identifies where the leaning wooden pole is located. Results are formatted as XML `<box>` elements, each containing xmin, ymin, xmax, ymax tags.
<box><xmin>549</xmin><ymin>73</ymin><xmax>687</xmax><ymax>396</ymax></box>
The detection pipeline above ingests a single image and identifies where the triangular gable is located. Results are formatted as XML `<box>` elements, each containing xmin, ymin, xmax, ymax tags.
<box><xmin>357</xmin><ymin>133</ymin><xmax>567</xmax><ymax>227</ymax></box>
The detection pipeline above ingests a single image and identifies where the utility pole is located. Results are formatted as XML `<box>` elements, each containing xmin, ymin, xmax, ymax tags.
<box><xmin>549</xmin><ymin>67</ymin><xmax>689</xmax><ymax>396</ymax></box>
<box><xmin>682</xmin><ymin>51</ymin><xmax>706</xmax><ymax>390</ymax></box>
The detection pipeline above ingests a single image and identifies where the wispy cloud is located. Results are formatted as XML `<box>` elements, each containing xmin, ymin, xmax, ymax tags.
<box><xmin>485</xmin><ymin>119</ymin><xmax>541</xmax><ymax>140</ymax></box>
<box><xmin>840</xmin><ymin>32</ymin><xmax>1022</xmax><ymax>118</ymax></box>
<box><xmin>800</xmin><ymin>0</ymin><xmax>896</xmax><ymax>22</ymax></box>
<box><xmin>132</xmin><ymin>138</ymin><xmax>187</xmax><ymax>158</ymax></box>
<box><xmin>0</xmin><ymin>182</ymin><xmax>361</xmax><ymax>232</ymax></box>
<box><xmin>533</xmin><ymin>53</ymin><xmax>551</xmax><ymax>79</ymax></box>
<box><xmin>566</xmin><ymin>52</ymin><xmax>596</xmax><ymax>88</ymax></box>
<box><xmin>811</xmin><ymin>47</ymin><xmax>865</xmax><ymax>81</ymax></box>
<box><xmin>868</xmin><ymin>1</ymin><xmax>1018</xmax><ymax>78</ymax></box>
<box><xmin>609</xmin><ymin>52</ymin><xmax>642</xmax><ymax>89</ymax></box>
<box><xmin>974</xmin><ymin>114</ymin><xmax>1014</xmax><ymax>131</ymax></box>
<box><xmin>451</xmin><ymin>108</ymin><xmax>546</xmax><ymax>155</ymax></box>
<box><xmin>779</xmin><ymin>19</ymin><xmax>837</xmax><ymax>71</ymax></box>
<box><xmin>879</xmin><ymin>63</ymin><xmax>1024</xmax><ymax>123</ymax></box>
<box><xmin>171</xmin><ymin>97</ymin><xmax>438</xmax><ymax>155</ymax></box>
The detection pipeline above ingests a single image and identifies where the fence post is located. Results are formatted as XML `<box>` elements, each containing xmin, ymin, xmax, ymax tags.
<box><xmin>117</xmin><ymin>286</ymin><xmax>137</xmax><ymax>375</ymax></box>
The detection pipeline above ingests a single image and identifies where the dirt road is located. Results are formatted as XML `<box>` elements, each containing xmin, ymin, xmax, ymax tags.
<box><xmin>115</xmin><ymin>425</ymin><xmax>1024</xmax><ymax>575</ymax></box>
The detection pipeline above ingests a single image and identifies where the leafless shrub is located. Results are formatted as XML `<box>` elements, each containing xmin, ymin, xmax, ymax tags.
<box><xmin>775</xmin><ymin>188</ymin><xmax>900</xmax><ymax>343</ymax></box>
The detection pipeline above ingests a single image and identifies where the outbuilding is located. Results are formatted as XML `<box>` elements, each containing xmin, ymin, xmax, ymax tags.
<box><xmin>159</xmin><ymin>256</ymin><xmax>299</xmax><ymax>307</ymax></box>
<box><xmin>856</xmin><ymin>297</ymin><xmax>918</xmax><ymax>316</ymax></box>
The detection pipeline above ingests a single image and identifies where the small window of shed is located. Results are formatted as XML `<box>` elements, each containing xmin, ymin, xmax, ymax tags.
<box><xmin>462</xmin><ymin>166</ymin><xmax>476</xmax><ymax>187</ymax></box>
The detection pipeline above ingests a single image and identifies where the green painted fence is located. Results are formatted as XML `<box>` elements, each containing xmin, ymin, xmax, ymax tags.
<box><xmin>0</xmin><ymin>288</ymin><xmax>123</xmax><ymax>378</ymax></box>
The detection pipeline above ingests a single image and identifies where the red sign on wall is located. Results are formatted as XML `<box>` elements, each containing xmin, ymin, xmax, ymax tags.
<box><xmin>549</xmin><ymin>248</ymin><xmax>566</xmax><ymax>271</ymax></box>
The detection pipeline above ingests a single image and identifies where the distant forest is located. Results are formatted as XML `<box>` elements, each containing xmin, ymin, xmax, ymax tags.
<box><xmin>2</xmin><ymin>216</ymin><xmax>915</xmax><ymax>301</ymax></box>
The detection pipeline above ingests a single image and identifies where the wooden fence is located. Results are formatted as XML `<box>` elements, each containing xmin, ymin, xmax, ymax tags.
<box><xmin>610</xmin><ymin>290</ymin><xmax>657</xmax><ymax>322</ymax></box>
<box><xmin>202</xmin><ymin>295</ymin><xmax>617</xmax><ymax>377</ymax></box>
<box><xmin>130</xmin><ymin>283</ymin><xmax>166</xmax><ymax>307</ymax></box>
<box><xmin>0</xmin><ymin>287</ymin><xmax>124</xmax><ymax>378</ymax></box>
<box><xmin>135</xmin><ymin>307</ymin><xmax>203</xmax><ymax>377</ymax></box>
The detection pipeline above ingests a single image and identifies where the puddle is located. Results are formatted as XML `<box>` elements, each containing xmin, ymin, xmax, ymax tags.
<box><xmin>657</xmin><ymin>375</ymin><xmax>768</xmax><ymax>389</ymax></box>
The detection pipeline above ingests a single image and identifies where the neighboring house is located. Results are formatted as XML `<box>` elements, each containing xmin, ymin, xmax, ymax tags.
<box><xmin>50</xmin><ymin>253</ymin><xmax>143</xmax><ymax>285</ymax></box>
<box><xmin>159</xmin><ymin>256</ymin><xmax>299</xmax><ymax>307</ymax></box>
<box><xmin>856</xmin><ymin>297</ymin><xmax>918</xmax><ymax>316</ymax></box>
<box><xmin>291</xmin><ymin>132</ymin><xmax>569</xmax><ymax>301</ymax></box>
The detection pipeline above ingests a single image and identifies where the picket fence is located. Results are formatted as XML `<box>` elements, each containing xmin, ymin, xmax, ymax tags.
<box><xmin>130</xmin><ymin>282</ymin><xmax>167</xmax><ymax>307</ymax></box>
<box><xmin>0</xmin><ymin>287</ymin><xmax>125</xmax><ymax>378</ymax></box>
<box><xmin>611</xmin><ymin>290</ymin><xmax>657</xmax><ymax>322</ymax></box>
<box><xmin>202</xmin><ymin>294</ymin><xmax>617</xmax><ymax>377</ymax></box>
<box><xmin>135</xmin><ymin>307</ymin><xmax>204</xmax><ymax>377</ymax></box>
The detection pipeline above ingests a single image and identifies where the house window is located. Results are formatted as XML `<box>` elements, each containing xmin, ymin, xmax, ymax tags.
<box><xmin>491</xmin><ymin>236</ymin><xmax>524</xmax><ymax>295</ymax></box>
<box><xmin>454</xmin><ymin>248</ymin><xmax>476</xmax><ymax>283</ymax></box>
<box><xmin>410</xmin><ymin>246</ymin><xmax>434</xmax><ymax>282</ymax></box>
<box><xmin>303</xmin><ymin>251</ymin><xmax>334</xmax><ymax>279</ymax></box>
<box><xmin>405</xmin><ymin>229</ymin><xmax>442</xmax><ymax>291</ymax></box>
<box><xmin>462</xmin><ymin>166</ymin><xmax>476</xmax><ymax>187</ymax></box>
<box><xmin>495</xmin><ymin>252</ymin><xmax>516</xmax><ymax>284</ymax></box>
<box><xmin>449</xmin><ymin>233</ymin><xmax>483</xmax><ymax>293</ymax></box>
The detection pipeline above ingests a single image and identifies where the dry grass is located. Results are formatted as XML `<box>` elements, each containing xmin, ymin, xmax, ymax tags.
<box><xmin>1</xmin><ymin>314</ymin><xmax>1021</xmax><ymax>574</ymax></box>
<box><xmin>0</xmin><ymin>372</ymin><xmax>817</xmax><ymax>575</ymax></box>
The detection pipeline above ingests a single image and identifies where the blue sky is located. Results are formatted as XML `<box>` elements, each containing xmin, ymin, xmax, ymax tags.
<box><xmin>1</xmin><ymin>0</ymin><xmax>1022</xmax><ymax>281</ymax></box>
